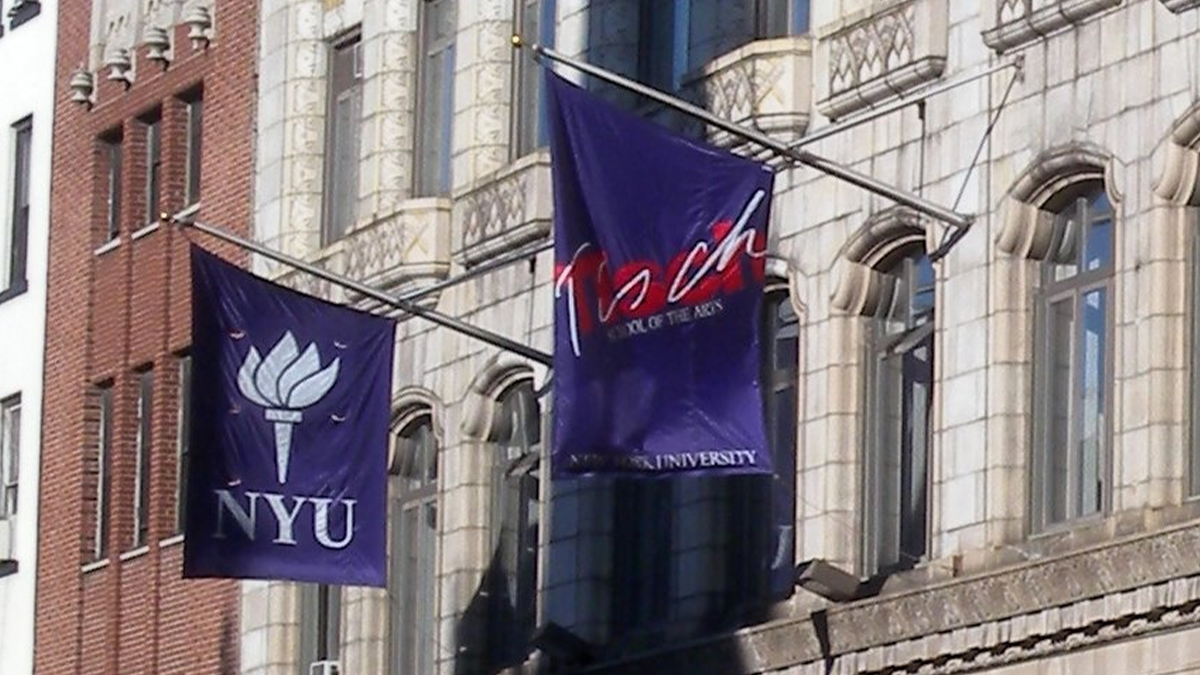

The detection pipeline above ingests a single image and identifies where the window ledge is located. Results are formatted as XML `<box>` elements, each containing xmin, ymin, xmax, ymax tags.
<box><xmin>94</xmin><ymin>237</ymin><xmax>121</xmax><ymax>256</ymax></box>
<box><xmin>81</xmin><ymin>558</ymin><xmax>109</xmax><ymax>574</ymax></box>
<box><xmin>159</xmin><ymin>533</ymin><xmax>184</xmax><ymax>548</ymax></box>
<box><xmin>0</xmin><ymin>279</ymin><xmax>28</xmax><ymax>306</ymax></box>
<box><xmin>131</xmin><ymin>222</ymin><xmax>160</xmax><ymax>240</ymax></box>
<box><xmin>8</xmin><ymin>1</ymin><xmax>41</xmax><ymax>30</ymax></box>
<box><xmin>118</xmin><ymin>546</ymin><xmax>150</xmax><ymax>562</ymax></box>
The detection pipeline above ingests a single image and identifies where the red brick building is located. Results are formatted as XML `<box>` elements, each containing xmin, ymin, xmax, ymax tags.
<box><xmin>36</xmin><ymin>2</ymin><xmax>255</xmax><ymax>674</ymax></box>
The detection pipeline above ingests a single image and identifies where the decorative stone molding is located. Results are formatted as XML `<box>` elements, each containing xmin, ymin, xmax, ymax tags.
<box><xmin>459</xmin><ymin>359</ymin><xmax>534</xmax><ymax>441</ymax></box>
<box><xmin>831</xmin><ymin>207</ymin><xmax>931</xmax><ymax>316</ymax></box>
<box><xmin>388</xmin><ymin>386</ymin><xmax>443</xmax><ymax>475</ymax></box>
<box><xmin>1160</xmin><ymin>0</ymin><xmax>1200</xmax><ymax>11</ymax></box>
<box><xmin>456</xmin><ymin>152</ymin><xmax>552</xmax><ymax>266</ymax></box>
<box><xmin>981</xmin><ymin>0</ymin><xmax>1122</xmax><ymax>53</ymax></box>
<box><xmin>579</xmin><ymin>521</ymin><xmax>1200</xmax><ymax>675</ymax></box>
<box><xmin>686</xmin><ymin>36</ymin><xmax>813</xmax><ymax>148</ymax></box>
<box><xmin>996</xmin><ymin>143</ymin><xmax>1116</xmax><ymax>260</ymax></box>
<box><xmin>278</xmin><ymin>198</ymin><xmax>452</xmax><ymax>302</ymax></box>
<box><xmin>816</xmin><ymin>0</ymin><xmax>948</xmax><ymax>120</ymax></box>
<box><xmin>1155</xmin><ymin>100</ymin><xmax>1200</xmax><ymax>206</ymax></box>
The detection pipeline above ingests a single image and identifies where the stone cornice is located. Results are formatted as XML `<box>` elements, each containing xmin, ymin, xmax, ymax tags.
<box><xmin>579</xmin><ymin>521</ymin><xmax>1200</xmax><ymax>675</ymax></box>
<box><xmin>1160</xmin><ymin>0</ymin><xmax>1200</xmax><ymax>12</ymax></box>
<box><xmin>982</xmin><ymin>0</ymin><xmax>1122</xmax><ymax>54</ymax></box>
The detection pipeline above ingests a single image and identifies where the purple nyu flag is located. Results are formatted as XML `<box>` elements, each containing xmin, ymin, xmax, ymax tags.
<box><xmin>547</xmin><ymin>72</ymin><xmax>775</xmax><ymax>477</ymax></box>
<box><xmin>184</xmin><ymin>246</ymin><xmax>394</xmax><ymax>586</ymax></box>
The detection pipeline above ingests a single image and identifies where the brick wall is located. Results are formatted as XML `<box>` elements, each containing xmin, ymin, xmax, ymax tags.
<box><xmin>35</xmin><ymin>2</ymin><xmax>257</xmax><ymax>674</ymax></box>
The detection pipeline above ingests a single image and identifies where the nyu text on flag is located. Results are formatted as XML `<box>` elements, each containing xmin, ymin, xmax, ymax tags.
<box><xmin>184</xmin><ymin>246</ymin><xmax>395</xmax><ymax>586</ymax></box>
<box><xmin>547</xmin><ymin>72</ymin><xmax>775</xmax><ymax>478</ymax></box>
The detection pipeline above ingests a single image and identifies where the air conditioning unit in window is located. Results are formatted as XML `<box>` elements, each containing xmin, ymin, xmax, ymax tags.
<box><xmin>309</xmin><ymin>661</ymin><xmax>340</xmax><ymax>675</ymax></box>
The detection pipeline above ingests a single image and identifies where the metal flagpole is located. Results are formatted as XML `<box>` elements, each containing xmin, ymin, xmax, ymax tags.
<box><xmin>171</xmin><ymin>207</ymin><xmax>554</xmax><ymax>366</ymax></box>
<box><xmin>520</xmin><ymin>39</ymin><xmax>974</xmax><ymax>231</ymax></box>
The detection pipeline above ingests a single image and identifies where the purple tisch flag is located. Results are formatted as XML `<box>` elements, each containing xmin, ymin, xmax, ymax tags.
<box><xmin>184</xmin><ymin>246</ymin><xmax>395</xmax><ymax>586</ymax></box>
<box><xmin>547</xmin><ymin>72</ymin><xmax>775</xmax><ymax>477</ymax></box>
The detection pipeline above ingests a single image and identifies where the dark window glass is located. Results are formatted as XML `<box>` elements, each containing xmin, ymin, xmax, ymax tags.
<box><xmin>754</xmin><ymin>0</ymin><xmax>809</xmax><ymax>37</ymax></box>
<box><xmin>865</xmin><ymin>252</ymin><xmax>934</xmax><ymax>574</ymax></box>
<box><xmin>185</xmin><ymin>97</ymin><xmax>203</xmax><ymax>206</ymax></box>
<box><xmin>299</xmin><ymin>583</ymin><xmax>341</xmax><ymax>672</ymax></box>
<box><xmin>103</xmin><ymin>136</ymin><xmax>122</xmax><ymax>243</ymax></box>
<box><xmin>4</xmin><ymin>117</ymin><xmax>31</xmax><ymax>294</ymax></box>
<box><xmin>389</xmin><ymin>416</ymin><xmax>438</xmax><ymax>675</ymax></box>
<box><xmin>487</xmin><ymin>382</ymin><xmax>540</xmax><ymax>667</ymax></box>
<box><xmin>133</xmin><ymin>370</ymin><xmax>153</xmax><ymax>548</ymax></box>
<box><xmin>416</xmin><ymin>0</ymin><xmax>456</xmax><ymax>197</ymax></box>
<box><xmin>144</xmin><ymin>116</ymin><xmax>162</xmax><ymax>226</ymax></box>
<box><xmin>96</xmin><ymin>386</ymin><xmax>113</xmax><ymax>559</ymax></box>
<box><xmin>176</xmin><ymin>356</ymin><xmax>191</xmax><ymax>533</ymax></box>
<box><xmin>1034</xmin><ymin>187</ymin><xmax>1113</xmax><ymax>528</ymax></box>
<box><xmin>511</xmin><ymin>0</ymin><xmax>556</xmax><ymax>159</ymax></box>
<box><xmin>637</xmin><ymin>0</ymin><xmax>688</xmax><ymax>91</ymax></box>
<box><xmin>322</xmin><ymin>34</ymin><xmax>362</xmax><ymax>244</ymax></box>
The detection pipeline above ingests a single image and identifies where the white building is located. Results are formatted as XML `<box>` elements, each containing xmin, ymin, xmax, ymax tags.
<box><xmin>243</xmin><ymin>1</ymin><xmax>1200</xmax><ymax>675</ymax></box>
<box><xmin>0</xmin><ymin>2</ymin><xmax>54</xmax><ymax>675</ymax></box>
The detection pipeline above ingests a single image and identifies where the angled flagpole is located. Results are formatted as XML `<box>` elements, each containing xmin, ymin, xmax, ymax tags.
<box><xmin>171</xmin><ymin>205</ymin><xmax>554</xmax><ymax>366</ymax></box>
<box><xmin>517</xmin><ymin>38</ymin><xmax>974</xmax><ymax>231</ymax></box>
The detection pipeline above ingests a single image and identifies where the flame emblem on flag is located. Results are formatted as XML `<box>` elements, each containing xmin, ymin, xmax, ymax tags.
<box><xmin>237</xmin><ymin>331</ymin><xmax>341</xmax><ymax>483</ymax></box>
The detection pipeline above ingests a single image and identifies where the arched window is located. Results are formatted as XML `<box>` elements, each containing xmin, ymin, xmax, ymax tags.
<box><xmin>864</xmin><ymin>249</ymin><xmax>934</xmax><ymax>574</ymax></box>
<box><xmin>487</xmin><ymin>381</ymin><xmax>541</xmax><ymax>667</ymax></box>
<box><xmin>1032</xmin><ymin>185</ymin><xmax>1113</xmax><ymax>529</ymax></box>
<box><xmin>388</xmin><ymin>413</ymin><xmax>438</xmax><ymax>675</ymax></box>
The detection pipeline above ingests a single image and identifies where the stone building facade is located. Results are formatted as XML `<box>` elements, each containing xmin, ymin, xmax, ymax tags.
<box><xmin>34</xmin><ymin>1</ymin><xmax>257</xmax><ymax>675</ymax></box>
<box><xmin>243</xmin><ymin>1</ymin><xmax>1200</xmax><ymax>675</ymax></box>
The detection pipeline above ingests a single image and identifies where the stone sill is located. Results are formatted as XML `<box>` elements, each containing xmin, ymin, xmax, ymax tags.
<box><xmin>118</xmin><ymin>545</ymin><xmax>150</xmax><ymax>562</ymax></box>
<box><xmin>456</xmin><ymin>151</ymin><xmax>552</xmax><ymax>267</ymax></box>
<box><xmin>685</xmin><ymin>36</ymin><xmax>814</xmax><ymax>146</ymax></box>
<box><xmin>159</xmin><ymin>533</ymin><xmax>184</xmax><ymax>548</ymax></box>
<box><xmin>1161</xmin><ymin>0</ymin><xmax>1200</xmax><ymax>11</ymax></box>
<box><xmin>94</xmin><ymin>237</ymin><xmax>121</xmax><ymax>256</ymax></box>
<box><xmin>579</xmin><ymin>505</ymin><xmax>1200</xmax><ymax>675</ymax></box>
<box><xmin>81</xmin><ymin>559</ymin><xmax>110</xmax><ymax>574</ymax></box>
<box><xmin>818</xmin><ymin>56</ymin><xmax>946</xmax><ymax>120</ymax></box>
<box><xmin>982</xmin><ymin>0</ymin><xmax>1122</xmax><ymax>53</ymax></box>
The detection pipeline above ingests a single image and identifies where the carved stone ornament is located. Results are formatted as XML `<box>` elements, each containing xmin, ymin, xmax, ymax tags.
<box><xmin>982</xmin><ymin>0</ymin><xmax>1123</xmax><ymax>53</ymax></box>
<box><xmin>686</xmin><ymin>36</ymin><xmax>813</xmax><ymax>148</ymax></box>
<box><xmin>582</xmin><ymin>522</ymin><xmax>1200</xmax><ymax>675</ymax></box>
<box><xmin>996</xmin><ymin>143</ymin><xmax>1116</xmax><ymax>260</ymax></box>
<box><xmin>456</xmin><ymin>152</ymin><xmax>552</xmax><ymax>266</ymax></box>
<box><xmin>831</xmin><ymin>207</ymin><xmax>933</xmax><ymax>316</ymax></box>
<box><xmin>1160</xmin><ymin>0</ymin><xmax>1200</xmax><ymax>11</ymax></box>
<box><xmin>816</xmin><ymin>0</ymin><xmax>948</xmax><ymax>119</ymax></box>
<box><xmin>1155</xmin><ymin>100</ymin><xmax>1200</xmax><ymax>206</ymax></box>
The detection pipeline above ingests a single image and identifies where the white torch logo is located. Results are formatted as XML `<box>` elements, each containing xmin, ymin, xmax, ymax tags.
<box><xmin>237</xmin><ymin>331</ymin><xmax>340</xmax><ymax>483</ymax></box>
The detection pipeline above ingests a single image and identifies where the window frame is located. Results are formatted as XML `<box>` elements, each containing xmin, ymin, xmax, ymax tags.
<box><xmin>862</xmin><ymin>250</ymin><xmax>935</xmax><ymax>576</ymax></box>
<box><xmin>414</xmin><ymin>0</ymin><xmax>457</xmax><ymax>198</ymax></box>
<box><xmin>142</xmin><ymin>113</ymin><xmax>163</xmax><ymax>228</ymax></box>
<box><xmin>510</xmin><ymin>0</ymin><xmax>556</xmax><ymax>160</ymax></box>
<box><xmin>175</xmin><ymin>355</ymin><xmax>192</xmax><ymax>534</ymax></box>
<box><xmin>0</xmin><ymin>394</ymin><xmax>20</xmax><ymax>520</ymax></box>
<box><xmin>2</xmin><ymin>116</ymin><xmax>32</xmax><ymax>300</ymax></box>
<box><xmin>486</xmin><ymin>380</ymin><xmax>541</xmax><ymax>668</ymax></box>
<box><xmin>752</xmin><ymin>0</ymin><xmax>810</xmax><ymax>38</ymax></box>
<box><xmin>184</xmin><ymin>94</ymin><xmax>203</xmax><ymax>207</ymax></box>
<box><xmin>299</xmin><ymin>583</ymin><xmax>342</xmax><ymax>671</ymax></box>
<box><xmin>321</xmin><ymin>31</ymin><xmax>363</xmax><ymax>245</ymax></box>
<box><xmin>95</xmin><ymin>384</ymin><xmax>114</xmax><ymax>560</ymax></box>
<box><xmin>101</xmin><ymin>132</ymin><xmax>123</xmax><ymax>245</ymax></box>
<box><xmin>1030</xmin><ymin>187</ymin><xmax>1115</xmax><ymax>532</ymax></box>
<box><xmin>132</xmin><ymin>368</ymin><xmax>153</xmax><ymax>549</ymax></box>
<box><xmin>388</xmin><ymin>413</ymin><xmax>439</xmax><ymax>675</ymax></box>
